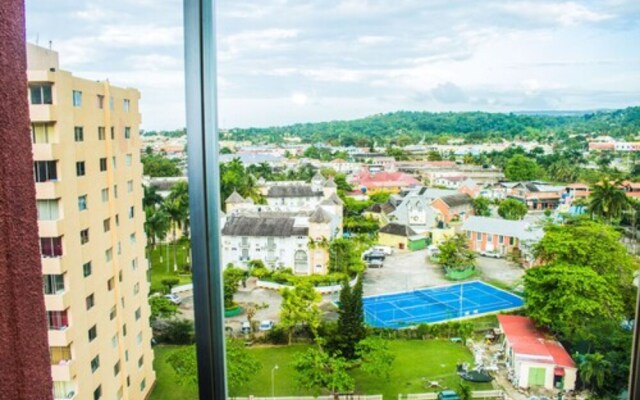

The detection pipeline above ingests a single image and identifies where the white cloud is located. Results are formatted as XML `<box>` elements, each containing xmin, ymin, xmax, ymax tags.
<box><xmin>356</xmin><ymin>35</ymin><xmax>392</xmax><ymax>45</ymax></box>
<box><xmin>290</xmin><ymin>92</ymin><xmax>310</xmax><ymax>105</ymax></box>
<box><xmin>500</xmin><ymin>1</ymin><xmax>613</xmax><ymax>26</ymax></box>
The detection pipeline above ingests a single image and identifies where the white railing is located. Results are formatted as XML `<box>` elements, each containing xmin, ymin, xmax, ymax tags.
<box><xmin>231</xmin><ymin>396</ymin><xmax>382</xmax><ymax>400</ymax></box>
<box><xmin>257</xmin><ymin>275</ymin><xmax>358</xmax><ymax>294</ymax></box>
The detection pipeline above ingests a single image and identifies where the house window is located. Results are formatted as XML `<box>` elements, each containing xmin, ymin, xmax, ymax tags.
<box><xmin>476</xmin><ymin>232</ymin><xmax>481</xmax><ymax>241</ymax></box>
<box><xmin>107</xmin><ymin>277</ymin><xmax>115</xmax><ymax>291</ymax></box>
<box><xmin>499</xmin><ymin>235</ymin><xmax>504</xmax><ymax>244</ymax></box>
<box><xmin>99</xmin><ymin>158</ymin><xmax>107</xmax><ymax>172</ymax></box>
<box><xmin>72</xmin><ymin>90</ymin><xmax>82</xmax><ymax>107</ymax></box>
<box><xmin>135</xmin><ymin>307</ymin><xmax>141</xmax><ymax>321</ymax></box>
<box><xmin>40</xmin><ymin>236</ymin><xmax>63</xmax><ymax>257</ymax></box>
<box><xmin>101</xmin><ymin>188</ymin><xmax>109</xmax><ymax>202</ymax></box>
<box><xmin>34</xmin><ymin>161</ymin><xmax>57</xmax><ymax>182</ymax></box>
<box><xmin>78</xmin><ymin>195</ymin><xmax>87</xmax><ymax>211</ymax></box>
<box><xmin>30</xmin><ymin>83</ymin><xmax>53</xmax><ymax>105</ymax></box>
<box><xmin>90</xmin><ymin>355</ymin><xmax>100</xmax><ymax>373</ymax></box>
<box><xmin>123</xmin><ymin>99</ymin><xmax>130</xmax><ymax>112</ymax></box>
<box><xmin>106</xmin><ymin>248</ymin><xmax>113</xmax><ymax>263</ymax></box>
<box><xmin>97</xmin><ymin>94</ymin><xmax>104</xmax><ymax>109</ymax></box>
<box><xmin>76</xmin><ymin>161</ymin><xmax>85</xmax><ymax>176</ymax></box>
<box><xmin>487</xmin><ymin>235</ymin><xmax>493</xmax><ymax>243</ymax></box>
<box><xmin>37</xmin><ymin>199</ymin><xmax>59</xmax><ymax>220</ymax></box>
<box><xmin>127</xmin><ymin>180</ymin><xmax>134</xmax><ymax>193</ymax></box>
<box><xmin>98</xmin><ymin>126</ymin><xmax>106</xmax><ymax>140</ymax></box>
<box><xmin>93</xmin><ymin>385</ymin><xmax>102</xmax><ymax>400</ymax></box>
<box><xmin>103</xmin><ymin>218</ymin><xmax>111</xmax><ymax>232</ymax></box>
<box><xmin>124</xmin><ymin>127</ymin><xmax>131</xmax><ymax>139</ymax></box>
<box><xmin>47</xmin><ymin>310</ymin><xmax>68</xmax><ymax>330</ymax></box>
<box><xmin>43</xmin><ymin>274</ymin><xmax>64</xmax><ymax>295</ymax></box>
<box><xmin>125</xmin><ymin>154</ymin><xmax>133</xmax><ymax>166</ymax></box>
<box><xmin>510</xmin><ymin>237</ymin><xmax>515</xmax><ymax>246</ymax></box>
<box><xmin>110</xmin><ymin>305</ymin><xmax>117</xmax><ymax>320</ymax></box>
<box><xmin>74</xmin><ymin>126</ymin><xmax>84</xmax><ymax>142</ymax></box>
<box><xmin>83</xmin><ymin>261</ymin><xmax>92</xmax><ymax>277</ymax></box>
<box><xmin>80</xmin><ymin>229</ymin><xmax>89</xmax><ymax>245</ymax></box>
<box><xmin>86</xmin><ymin>294</ymin><xmax>95</xmax><ymax>310</ymax></box>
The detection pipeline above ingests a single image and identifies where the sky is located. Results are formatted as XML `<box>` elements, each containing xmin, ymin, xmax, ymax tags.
<box><xmin>26</xmin><ymin>0</ymin><xmax>640</xmax><ymax>130</ymax></box>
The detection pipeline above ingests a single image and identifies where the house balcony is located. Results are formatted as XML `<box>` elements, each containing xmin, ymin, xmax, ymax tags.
<box><xmin>42</xmin><ymin>255</ymin><xmax>65</xmax><ymax>274</ymax></box>
<box><xmin>45</xmin><ymin>290</ymin><xmax>71</xmax><ymax>311</ymax></box>
<box><xmin>30</xmin><ymin>104</ymin><xmax>57</xmax><ymax>122</ymax></box>
<box><xmin>36</xmin><ymin>180</ymin><xmax>62</xmax><ymax>199</ymax></box>
<box><xmin>51</xmin><ymin>359</ymin><xmax>77</xmax><ymax>382</ymax></box>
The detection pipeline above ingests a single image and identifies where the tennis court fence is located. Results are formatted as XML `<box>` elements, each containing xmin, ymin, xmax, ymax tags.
<box><xmin>231</xmin><ymin>395</ymin><xmax>383</xmax><ymax>400</ymax></box>
<box><xmin>398</xmin><ymin>390</ymin><xmax>505</xmax><ymax>400</ymax></box>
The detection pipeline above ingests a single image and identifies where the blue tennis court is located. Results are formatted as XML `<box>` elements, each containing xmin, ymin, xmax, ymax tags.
<box><xmin>363</xmin><ymin>281</ymin><xmax>523</xmax><ymax>328</ymax></box>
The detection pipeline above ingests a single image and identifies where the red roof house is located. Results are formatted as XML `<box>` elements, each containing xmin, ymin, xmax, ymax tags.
<box><xmin>349</xmin><ymin>170</ymin><xmax>420</xmax><ymax>193</ymax></box>
<box><xmin>497</xmin><ymin>315</ymin><xmax>577</xmax><ymax>391</ymax></box>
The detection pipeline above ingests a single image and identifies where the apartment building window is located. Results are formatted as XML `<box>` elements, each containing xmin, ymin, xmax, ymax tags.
<box><xmin>31</xmin><ymin>123</ymin><xmax>53</xmax><ymax>143</ymax></box>
<box><xmin>34</xmin><ymin>160</ymin><xmax>58</xmax><ymax>182</ymax></box>
<box><xmin>117</xmin><ymin>387</ymin><xmax>123</xmax><ymax>400</ymax></box>
<box><xmin>98</xmin><ymin>126</ymin><xmax>105</xmax><ymax>140</ymax></box>
<box><xmin>93</xmin><ymin>385</ymin><xmax>102</xmax><ymax>400</ymax></box>
<box><xmin>109</xmin><ymin>96</ymin><xmax>114</xmax><ymax>111</ymax></box>
<box><xmin>47</xmin><ymin>310</ymin><xmax>68</xmax><ymax>330</ymax></box>
<box><xmin>110</xmin><ymin>127</ymin><xmax>115</xmax><ymax>140</ymax></box>
<box><xmin>78</xmin><ymin>195</ymin><xmax>87</xmax><ymax>211</ymax></box>
<box><xmin>101</xmin><ymin>188</ymin><xmax>109</xmax><ymax>202</ymax></box>
<box><xmin>106</xmin><ymin>248</ymin><xmax>113</xmax><ymax>263</ymax></box>
<box><xmin>126</xmin><ymin>375</ymin><xmax>130</xmax><ymax>387</ymax></box>
<box><xmin>127</xmin><ymin>180</ymin><xmax>134</xmax><ymax>193</ymax></box>
<box><xmin>135</xmin><ymin>307</ymin><xmax>141</xmax><ymax>321</ymax></box>
<box><xmin>119</xmin><ymin>270</ymin><xmax>123</xmax><ymax>282</ymax></box>
<box><xmin>43</xmin><ymin>274</ymin><xmax>64</xmax><ymax>295</ymax></box>
<box><xmin>125</xmin><ymin>153</ymin><xmax>133</xmax><ymax>166</ymax></box>
<box><xmin>110</xmin><ymin>306</ymin><xmax>117</xmax><ymax>320</ymax></box>
<box><xmin>49</xmin><ymin>346</ymin><xmax>71</xmax><ymax>365</ymax></box>
<box><xmin>117</xmin><ymin>241</ymin><xmax>122</xmax><ymax>254</ymax></box>
<box><xmin>88</xmin><ymin>325</ymin><xmax>97</xmax><ymax>342</ymax></box>
<box><xmin>30</xmin><ymin>83</ymin><xmax>53</xmax><ymax>104</ymax></box>
<box><xmin>86</xmin><ymin>294</ymin><xmax>95</xmax><ymax>310</ymax></box>
<box><xmin>114</xmin><ymin>184</ymin><xmax>119</xmax><ymax>198</ymax></box>
<box><xmin>108</xmin><ymin>277</ymin><xmax>115</xmax><ymax>291</ymax></box>
<box><xmin>115</xmin><ymin>214</ymin><xmax>120</xmax><ymax>226</ymax></box>
<box><xmin>121</xmin><ymin>297</ymin><xmax>125</xmax><ymax>308</ymax></box>
<box><xmin>40</xmin><ymin>236</ymin><xmax>63</xmax><ymax>257</ymax></box>
<box><xmin>129</xmin><ymin>233</ymin><xmax>136</xmax><ymax>245</ymax></box>
<box><xmin>123</xmin><ymin>99</ymin><xmax>130</xmax><ymax>112</ymax></box>
<box><xmin>114</xmin><ymin>360</ymin><xmax>121</xmax><ymax>376</ymax></box>
<box><xmin>97</xmin><ymin>94</ymin><xmax>104</xmax><ymax>109</ymax></box>
<box><xmin>129</xmin><ymin>206</ymin><xmax>135</xmax><ymax>219</ymax></box>
<box><xmin>141</xmin><ymin>378</ymin><xmax>147</xmax><ymax>393</ymax></box>
<box><xmin>112</xmin><ymin>156</ymin><xmax>117</xmax><ymax>169</ymax></box>
<box><xmin>123</xmin><ymin>324</ymin><xmax>127</xmax><ymax>336</ymax></box>
<box><xmin>125</xmin><ymin>351</ymin><xmax>129</xmax><ymax>362</ymax></box>
<box><xmin>124</xmin><ymin>127</ymin><xmax>131</xmax><ymax>139</ymax></box>
<box><xmin>103</xmin><ymin>218</ymin><xmax>111</xmax><ymax>233</ymax></box>
<box><xmin>37</xmin><ymin>199</ymin><xmax>59</xmax><ymax>220</ymax></box>
<box><xmin>72</xmin><ymin>90</ymin><xmax>82</xmax><ymax>107</ymax></box>
<box><xmin>138</xmin><ymin>355</ymin><xmax>144</xmax><ymax>368</ymax></box>
<box><xmin>99</xmin><ymin>157</ymin><xmax>107</xmax><ymax>172</ymax></box>
<box><xmin>133</xmin><ymin>282</ymin><xmax>140</xmax><ymax>295</ymax></box>
<box><xmin>131</xmin><ymin>258</ymin><xmax>138</xmax><ymax>271</ymax></box>
<box><xmin>76</xmin><ymin>161</ymin><xmax>85</xmax><ymax>177</ymax></box>
<box><xmin>80</xmin><ymin>229</ymin><xmax>89</xmax><ymax>245</ymax></box>
<box><xmin>90</xmin><ymin>355</ymin><xmax>100</xmax><ymax>373</ymax></box>
<box><xmin>136</xmin><ymin>332</ymin><xmax>143</xmax><ymax>345</ymax></box>
<box><xmin>74</xmin><ymin>126</ymin><xmax>84</xmax><ymax>142</ymax></box>
<box><xmin>111</xmin><ymin>334</ymin><xmax>119</xmax><ymax>348</ymax></box>
<box><xmin>83</xmin><ymin>261</ymin><xmax>92</xmax><ymax>277</ymax></box>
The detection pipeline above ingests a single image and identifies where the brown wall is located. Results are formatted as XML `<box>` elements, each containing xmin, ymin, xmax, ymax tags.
<box><xmin>0</xmin><ymin>0</ymin><xmax>53</xmax><ymax>398</ymax></box>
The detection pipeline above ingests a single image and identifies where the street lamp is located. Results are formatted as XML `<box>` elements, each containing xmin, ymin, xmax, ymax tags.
<box><xmin>271</xmin><ymin>364</ymin><xmax>279</xmax><ymax>399</ymax></box>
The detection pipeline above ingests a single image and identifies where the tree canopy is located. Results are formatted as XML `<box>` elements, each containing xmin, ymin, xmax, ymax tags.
<box><xmin>437</xmin><ymin>233</ymin><xmax>476</xmax><ymax>271</ymax></box>
<box><xmin>497</xmin><ymin>198</ymin><xmax>528</xmax><ymax>220</ymax></box>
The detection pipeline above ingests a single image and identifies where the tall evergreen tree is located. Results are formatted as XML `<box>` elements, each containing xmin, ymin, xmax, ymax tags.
<box><xmin>334</xmin><ymin>274</ymin><xmax>366</xmax><ymax>360</ymax></box>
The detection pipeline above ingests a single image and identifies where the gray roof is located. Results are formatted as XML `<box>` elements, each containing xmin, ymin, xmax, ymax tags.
<box><xmin>266</xmin><ymin>185</ymin><xmax>323</xmax><ymax>198</ymax></box>
<box><xmin>309</xmin><ymin>207</ymin><xmax>333</xmax><ymax>223</ymax></box>
<box><xmin>221</xmin><ymin>216</ymin><xmax>308</xmax><ymax>237</ymax></box>
<box><xmin>366</xmin><ymin>202</ymin><xmax>396</xmax><ymax>214</ymax></box>
<box><xmin>379</xmin><ymin>223</ymin><xmax>418</xmax><ymax>237</ymax></box>
<box><xmin>324</xmin><ymin>177</ymin><xmax>337</xmax><ymax>188</ymax></box>
<box><xmin>226</xmin><ymin>190</ymin><xmax>246</xmax><ymax>204</ymax></box>
<box><xmin>312</xmin><ymin>171</ymin><xmax>326</xmax><ymax>182</ymax></box>
<box><xmin>461</xmin><ymin>216</ymin><xmax>543</xmax><ymax>241</ymax></box>
<box><xmin>439</xmin><ymin>193</ymin><xmax>473</xmax><ymax>208</ymax></box>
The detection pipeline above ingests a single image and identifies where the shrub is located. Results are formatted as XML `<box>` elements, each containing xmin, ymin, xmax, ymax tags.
<box><xmin>266</xmin><ymin>325</ymin><xmax>288</xmax><ymax>345</ymax></box>
<box><xmin>158</xmin><ymin>319</ymin><xmax>194</xmax><ymax>344</ymax></box>
<box><xmin>161</xmin><ymin>278</ymin><xmax>181</xmax><ymax>294</ymax></box>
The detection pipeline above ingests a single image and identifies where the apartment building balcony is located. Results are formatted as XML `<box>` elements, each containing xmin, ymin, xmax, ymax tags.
<box><xmin>54</xmin><ymin>391</ymin><xmax>77</xmax><ymax>400</ymax></box>
<box><xmin>42</xmin><ymin>255</ymin><xmax>65</xmax><ymax>274</ymax></box>
<box><xmin>45</xmin><ymin>290</ymin><xmax>71</xmax><ymax>311</ymax></box>
<box><xmin>48</xmin><ymin>325</ymin><xmax>73</xmax><ymax>347</ymax></box>
<box><xmin>30</xmin><ymin>104</ymin><xmax>57</xmax><ymax>122</ymax></box>
<box><xmin>36</xmin><ymin>180</ymin><xmax>62</xmax><ymax>198</ymax></box>
<box><xmin>52</xmin><ymin>381</ymin><xmax>77</xmax><ymax>400</ymax></box>
<box><xmin>33</xmin><ymin>143</ymin><xmax>60</xmax><ymax>160</ymax></box>
<box><xmin>39</xmin><ymin>219</ymin><xmax>64</xmax><ymax>238</ymax></box>
<box><xmin>51</xmin><ymin>359</ymin><xmax>77</xmax><ymax>382</ymax></box>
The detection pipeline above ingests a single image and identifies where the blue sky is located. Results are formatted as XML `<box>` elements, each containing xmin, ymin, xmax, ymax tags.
<box><xmin>26</xmin><ymin>0</ymin><xmax>640</xmax><ymax>130</ymax></box>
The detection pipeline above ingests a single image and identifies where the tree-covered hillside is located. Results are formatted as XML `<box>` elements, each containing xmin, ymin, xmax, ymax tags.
<box><xmin>224</xmin><ymin>107</ymin><xmax>640</xmax><ymax>146</ymax></box>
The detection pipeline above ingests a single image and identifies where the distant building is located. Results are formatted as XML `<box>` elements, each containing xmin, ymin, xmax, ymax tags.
<box><xmin>378</xmin><ymin>223</ymin><xmax>427</xmax><ymax>251</ymax></box>
<box><xmin>588</xmin><ymin>136</ymin><xmax>640</xmax><ymax>152</ymax></box>
<box><xmin>349</xmin><ymin>169</ymin><xmax>420</xmax><ymax>193</ymax></box>
<box><xmin>507</xmin><ymin>182</ymin><xmax>565</xmax><ymax>211</ymax></box>
<box><xmin>498</xmin><ymin>315</ymin><xmax>577</xmax><ymax>391</ymax></box>
<box><xmin>431</xmin><ymin>193</ymin><xmax>474</xmax><ymax>224</ymax></box>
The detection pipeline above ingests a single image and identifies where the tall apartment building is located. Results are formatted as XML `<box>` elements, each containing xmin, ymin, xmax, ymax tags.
<box><xmin>27</xmin><ymin>43</ymin><xmax>155</xmax><ymax>400</ymax></box>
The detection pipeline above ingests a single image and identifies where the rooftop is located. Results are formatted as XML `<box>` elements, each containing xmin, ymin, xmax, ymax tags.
<box><xmin>461</xmin><ymin>216</ymin><xmax>543</xmax><ymax>241</ymax></box>
<box><xmin>221</xmin><ymin>215</ymin><xmax>308</xmax><ymax>237</ymax></box>
<box><xmin>266</xmin><ymin>185</ymin><xmax>324</xmax><ymax>198</ymax></box>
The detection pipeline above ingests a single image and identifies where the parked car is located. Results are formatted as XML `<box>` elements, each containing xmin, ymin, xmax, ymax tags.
<box><xmin>480</xmin><ymin>249</ymin><xmax>502</xmax><ymax>258</ymax></box>
<box><xmin>164</xmin><ymin>293</ymin><xmax>182</xmax><ymax>305</ymax></box>
<box><xmin>426</xmin><ymin>244</ymin><xmax>441</xmax><ymax>257</ymax></box>
<box><xmin>259</xmin><ymin>320</ymin><xmax>274</xmax><ymax>331</ymax></box>
<box><xmin>437</xmin><ymin>390</ymin><xmax>460</xmax><ymax>400</ymax></box>
<box><xmin>241</xmin><ymin>321</ymin><xmax>251</xmax><ymax>335</ymax></box>
<box><xmin>363</xmin><ymin>250</ymin><xmax>386</xmax><ymax>261</ymax></box>
<box><xmin>367</xmin><ymin>260</ymin><xmax>384</xmax><ymax>269</ymax></box>
<box><xmin>371</xmin><ymin>245</ymin><xmax>394</xmax><ymax>256</ymax></box>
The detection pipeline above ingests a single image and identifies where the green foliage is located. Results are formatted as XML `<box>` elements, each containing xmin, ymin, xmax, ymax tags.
<box><xmin>220</xmin><ymin>158</ymin><xmax>262</xmax><ymax>207</ymax></box>
<box><xmin>161</xmin><ymin>278</ymin><xmax>180</xmax><ymax>293</ymax></box>
<box><xmin>159</xmin><ymin>319</ymin><xmax>194</xmax><ymax>345</ymax></box>
<box><xmin>472</xmin><ymin>196</ymin><xmax>491</xmax><ymax>217</ymax></box>
<box><xmin>279</xmin><ymin>281</ymin><xmax>322</xmax><ymax>344</ymax></box>
<box><xmin>220</xmin><ymin>146</ymin><xmax>233</xmax><ymax>154</ymax></box>
<box><xmin>577</xmin><ymin>352</ymin><xmax>610</xmax><ymax>391</ymax></box>
<box><xmin>331</xmin><ymin>275</ymin><xmax>366</xmax><ymax>360</ymax></box>
<box><xmin>293</xmin><ymin>347</ymin><xmax>355</xmax><ymax>396</ymax></box>
<box><xmin>504</xmin><ymin>154</ymin><xmax>542</xmax><ymax>181</ymax></box>
<box><xmin>329</xmin><ymin>238</ymin><xmax>366</xmax><ymax>274</ymax></box>
<box><xmin>458</xmin><ymin>382</ymin><xmax>472</xmax><ymax>400</ymax></box>
<box><xmin>427</xmin><ymin>150</ymin><xmax>443</xmax><ymax>161</ymax></box>
<box><xmin>437</xmin><ymin>234</ymin><xmax>476</xmax><ymax>271</ymax></box>
<box><xmin>142</xmin><ymin>153</ymin><xmax>181</xmax><ymax>177</ymax></box>
<box><xmin>497</xmin><ymin>198</ymin><xmax>528</xmax><ymax>220</ymax></box>
<box><xmin>145</xmin><ymin>206</ymin><xmax>170</xmax><ymax>247</ymax></box>
<box><xmin>588</xmin><ymin>180</ymin><xmax>629</xmax><ymax>222</ymax></box>
<box><xmin>355</xmin><ymin>336</ymin><xmax>395</xmax><ymax>381</ymax></box>
<box><xmin>385</xmin><ymin>147</ymin><xmax>410</xmax><ymax>161</ymax></box>
<box><xmin>223</xmin><ymin>267</ymin><xmax>246</xmax><ymax>308</ymax></box>
<box><xmin>344</xmin><ymin>215</ymin><xmax>380</xmax><ymax>234</ymax></box>
<box><xmin>143</xmin><ymin>185</ymin><xmax>164</xmax><ymax>208</ymax></box>
<box><xmin>149</xmin><ymin>296</ymin><xmax>178</xmax><ymax>322</ymax></box>
<box><xmin>368</xmin><ymin>191</ymin><xmax>392</xmax><ymax>204</ymax></box>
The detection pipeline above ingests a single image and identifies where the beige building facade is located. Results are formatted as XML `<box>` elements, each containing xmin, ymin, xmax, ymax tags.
<box><xmin>28</xmin><ymin>43</ymin><xmax>155</xmax><ymax>400</ymax></box>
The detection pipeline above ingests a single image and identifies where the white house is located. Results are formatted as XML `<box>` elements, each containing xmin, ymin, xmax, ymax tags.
<box><xmin>498</xmin><ymin>315</ymin><xmax>577</xmax><ymax>391</ymax></box>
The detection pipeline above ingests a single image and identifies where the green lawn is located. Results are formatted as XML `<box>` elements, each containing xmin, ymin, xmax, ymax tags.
<box><xmin>148</xmin><ymin>240</ymin><xmax>192</xmax><ymax>293</ymax></box>
<box><xmin>150</xmin><ymin>340</ymin><xmax>493</xmax><ymax>400</ymax></box>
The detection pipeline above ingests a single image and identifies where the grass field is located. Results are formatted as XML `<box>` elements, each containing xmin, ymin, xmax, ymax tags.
<box><xmin>150</xmin><ymin>340</ymin><xmax>493</xmax><ymax>400</ymax></box>
<box><xmin>148</xmin><ymin>240</ymin><xmax>192</xmax><ymax>293</ymax></box>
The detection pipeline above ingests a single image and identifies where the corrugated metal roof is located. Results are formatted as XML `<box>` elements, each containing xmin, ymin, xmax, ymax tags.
<box><xmin>461</xmin><ymin>216</ymin><xmax>543</xmax><ymax>240</ymax></box>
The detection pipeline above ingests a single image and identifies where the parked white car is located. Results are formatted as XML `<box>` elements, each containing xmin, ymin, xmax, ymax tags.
<box><xmin>164</xmin><ymin>293</ymin><xmax>182</xmax><ymax>305</ymax></box>
<box><xmin>480</xmin><ymin>250</ymin><xmax>503</xmax><ymax>258</ymax></box>
<box><xmin>371</xmin><ymin>245</ymin><xmax>394</xmax><ymax>256</ymax></box>
<box><xmin>259</xmin><ymin>320</ymin><xmax>274</xmax><ymax>331</ymax></box>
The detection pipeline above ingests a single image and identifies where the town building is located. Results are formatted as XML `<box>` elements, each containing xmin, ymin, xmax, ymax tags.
<box><xmin>507</xmin><ymin>182</ymin><xmax>565</xmax><ymax>211</ymax></box>
<box><xmin>430</xmin><ymin>193</ymin><xmax>474</xmax><ymax>224</ymax></box>
<box><xmin>348</xmin><ymin>169</ymin><xmax>421</xmax><ymax>194</ymax></box>
<box><xmin>498</xmin><ymin>315</ymin><xmax>577</xmax><ymax>391</ymax></box>
<box><xmin>28</xmin><ymin>44</ymin><xmax>155</xmax><ymax>400</ymax></box>
<box><xmin>378</xmin><ymin>223</ymin><xmax>428</xmax><ymax>251</ymax></box>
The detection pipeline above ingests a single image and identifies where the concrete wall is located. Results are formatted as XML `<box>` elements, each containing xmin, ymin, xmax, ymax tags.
<box><xmin>0</xmin><ymin>1</ymin><xmax>53</xmax><ymax>397</ymax></box>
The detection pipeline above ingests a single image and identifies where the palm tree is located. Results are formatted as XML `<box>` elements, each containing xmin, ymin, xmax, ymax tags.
<box><xmin>143</xmin><ymin>185</ymin><xmax>163</xmax><ymax>209</ymax></box>
<box><xmin>579</xmin><ymin>352</ymin><xmax>610</xmax><ymax>390</ymax></box>
<box><xmin>144</xmin><ymin>206</ymin><xmax>170</xmax><ymax>248</ymax></box>
<box><xmin>589</xmin><ymin>180</ymin><xmax>629</xmax><ymax>223</ymax></box>
<box><xmin>163</xmin><ymin>197</ymin><xmax>188</xmax><ymax>271</ymax></box>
